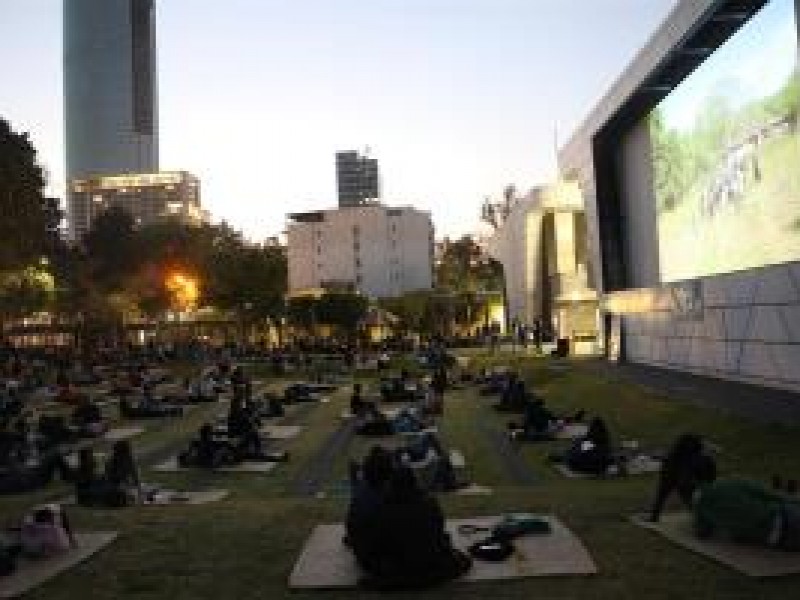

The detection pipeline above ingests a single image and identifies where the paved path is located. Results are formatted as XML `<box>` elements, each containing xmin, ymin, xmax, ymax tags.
<box><xmin>577</xmin><ymin>359</ymin><xmax>800</xmax><ymax>426</ymax></box>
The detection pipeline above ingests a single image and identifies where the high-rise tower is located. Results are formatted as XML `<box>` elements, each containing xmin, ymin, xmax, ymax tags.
<box><xmin>64</xmin><ymin>0</ymin><xmax>159</xmax><ymax>236</ymax></box>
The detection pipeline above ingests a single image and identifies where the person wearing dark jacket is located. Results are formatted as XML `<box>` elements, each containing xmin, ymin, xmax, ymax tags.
<box><xmin>564</xmin><ymin>417</ymin><xmax>613</xmax><ymax>476</ymax></box>
<box><xmin>352</xmin><ymin>464</ymin><xmax>471</xmax><ymax>590</ymax></box>
<box><xmin>649</xmin><ymin>433</ymin><xmax>717</xmax><ymax>522</ymax></box>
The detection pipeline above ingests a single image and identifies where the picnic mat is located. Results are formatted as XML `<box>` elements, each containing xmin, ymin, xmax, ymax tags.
<box><xmin>0</xmin><ymin>532</ymin><xmax>118</xmax><ymax>599</ymax></box>
<box><xmin>60</xmin><ymin>489</ymin><xmax>228</xmax><ymax>507</ymax></box>
<box><xmin>554</xmin><ymin>456</ymin><xmax>661</xmax><ymax>479</ymax></box>
<box><xmin>152</xmin><ymin>457</ymin><xmax>278</xmax><ymax>473</ymax></box>
<box><xmin>289</xmin><ymin>515</ymin><xmax>596</xmax><ymax>588</ymax></box>
<box><xmin>556</xmin><ymin>423</ymin><xmax>588</xmax><ymax>439</ymax></box>
<box><xmin>143</xmin><ymin>488</ymin><xmax>229</xmax><ymax>505</ymax></box>
<box><xmin>632</xmin><ymin>513</ymin><xmax>800</xmax><ymax>577</ymax></box>
<box><xmin>103</xmin><ymin>425</ymin><xmax>145</xmax><ymax>442</ymax></box>
<box><xmin>260</xmin><ymin>424</ymin><xmax>303</xmax><ymax>440</ymax></box>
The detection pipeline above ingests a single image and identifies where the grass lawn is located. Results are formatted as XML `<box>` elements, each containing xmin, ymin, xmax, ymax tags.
<box><xmin>3</xmin><ymin>353</ymin><xmax>800</xmax><ymax>599</ymax></box>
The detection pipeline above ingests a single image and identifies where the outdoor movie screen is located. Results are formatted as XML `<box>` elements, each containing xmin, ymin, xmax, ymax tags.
<box><xmin>650</xmin><ymin>0</ymin><xmax>800</xmax><ymax>283</ymax></box>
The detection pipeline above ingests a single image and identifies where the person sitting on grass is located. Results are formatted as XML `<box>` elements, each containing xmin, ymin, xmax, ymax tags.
<box><xmin>693</xmin><ymin>475</ymin><xmax>800</xmax><ymax>551</ymax></box>
<box><xmin>549</xmin><ymin>417</ymin><xmax>614</xmax><ymax>476</ymax></box>
<box><xmin>352</xmin><ymin>464</ymin><xmax>472</xmax><ymax>590</ymax></box>
<box><xmin>397</xmin><ymin>431</ymin><xmax>463</xmax><ymax>493</ymax></box>
<box><xmin>227</xmin><ymin>396</ymin><xmax>264</xmax><ymax>455</ymax></box>
<box><xmin>355</xmin><ymin>405</ymin><xmax>395</xmax><ymax>437</ymax></box>
<box><xmin>73</xmin><ymin>441</ymin><xmax>141</xmax><ymax>507</ymax></box>
<box><xmin>346</xmin><ymin>446</ymin><xmax>395</xmax><ymax>550</ymax></box>
<box><xmin>350</xmin><ymin>383</ymin><xmax>373</xmax><ymax>418</ymax></box>
<box><xmin>649</xmin><ymin>433</ymin><xmax>718</xmax><ymax>522</ymax></box>
<box><xmin>70</xmin><ymin>398</ymin><xmax>107</xmax><ymax>437</ymax></box>
<box><xmin>0</xmin><ymin>437</ymin><xmax>71</xmax><ymax>495</ymax></box>
<box><xmin>493</xmin><ymin>374</ymin><xmax>528</xmax><ymax>412</ymax></box>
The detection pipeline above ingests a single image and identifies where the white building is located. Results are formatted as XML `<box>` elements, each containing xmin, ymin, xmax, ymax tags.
<box><xmin>287</xmin><ymin>205</ymin><xmax>434</xmax><ymax>298</ymax></box>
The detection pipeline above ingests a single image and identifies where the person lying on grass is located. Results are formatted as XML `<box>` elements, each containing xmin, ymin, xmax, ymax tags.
<box><xmin>507</xmin><ymin>397</ymin><xmax>585</xmax><ymax>442</ymax></box>
<box><xmin>179</xmin><ymin>423</ymin><xmax>288</xmax><ymax>469</ymax></box>
<box><xmin>346</xmin><ymin>448</ymin><xmax>471</xmax><ymax>590</ymax></box>
<box><xmin>119</xmin><ymin>384</ymin><xmax>183</xmax><ymax>419</ymax></box>
<box><xmin>695</xmin><ymin>474</ymin><xmax>800</xmax><ymax>551</ymax></box>
<box><xmin>548</xmin><ymin>417</ymin><xmax>616</xmax><ymax>476</ymax></box>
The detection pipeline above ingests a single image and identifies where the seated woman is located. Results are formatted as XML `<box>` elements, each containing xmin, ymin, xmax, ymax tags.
<box><xmin>551</xmin><ymin>417</ymin><xmax>614</xmax><ymax>476</ymax></box>
<box><xmin>73</xmin><ymin>441</ymin><xmax>141</xmax><ymax>507</ymax></box>
<box><xmin>351</xmin><ymin>465</ymin><xmax>471</xmax><ymax>590</ymax></box>
<box><xmin>695</xmin><ymin>478</ymin><xmax>800</xmax><ymax>551</ymax></box>
<box><xmin>649</xmin><ymin>433</ymin><xmax>717</xmax><ymax>522</ymax></box>
<box><xmin>70</xmin><ymin>398</ymin><xmax>107</xmax><ymax>437</ymax></box>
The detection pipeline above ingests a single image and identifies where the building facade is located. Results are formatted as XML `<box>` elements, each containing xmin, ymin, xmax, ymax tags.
<box><xmin>287</xmin><ymin>205</ymin><xmax>433</xmax><ymax>298</ymax></box>
<box><xmin>336</xmin><ymin>151</ymin><xmax>380</xmax><ymax>207</ymax></box>
<box><xmin>486</xmin><ymin>183</ymin><xmax>598</xmax><ymax>352</ymax></box>
<box><xmin>69</xmin><ymin>172</ymin><xmax>205</xmax><ymax>239</ymax></box>
<box><xmin>559</xmin><ymin>0</ymin><xmax>800</xmax><ymax>390</ymax></box>
<box><xmin>64</xmin><ymin>0</ymin><xmax>159</xmax><ymax>237</ymax></box>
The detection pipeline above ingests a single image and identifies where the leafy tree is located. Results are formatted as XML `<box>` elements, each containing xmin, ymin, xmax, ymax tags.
<box><xmin>0</xmin><ymin>118</ymin><xmax>53</xmax><ymax>271</ymax></box>
<box><xmin>82</xmin><ymin>205</ymin><xmax>141</xmax><ymax>292</ymax></box>
<box><xmin>315</xmin><ymin>291</ymin><xmax>368</xmax><ymax>338</ymax></box>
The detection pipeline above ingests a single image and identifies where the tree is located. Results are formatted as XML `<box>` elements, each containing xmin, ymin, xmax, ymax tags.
<box><xmin>0</xmin><ymin>118</ymin><xmax>53</xmax><ymax>272</ymax></box>
<box><xmin>315</xmin><ymin>291</ymin><xmax>368</xmax><ymax>339</ymax></box>
<box><xmin>82</xmin><ymin>205</ymin><xmax>141</xmax><ymax>292</ymax></box>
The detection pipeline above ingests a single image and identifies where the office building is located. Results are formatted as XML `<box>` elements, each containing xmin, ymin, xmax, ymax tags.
<box><xmin>336</xmin><ymin>151</ymin><xmax>380</xmax><ymax>207</ymax></box>
<box><xmin>64</xmin><ymin>0</ymin><xmax>159</xmax><ymax>237</ymax></box>
<box><xmin>69</xmin><ymin>172</ymin><xmax>205</xmax><ymax>239</ymax></box>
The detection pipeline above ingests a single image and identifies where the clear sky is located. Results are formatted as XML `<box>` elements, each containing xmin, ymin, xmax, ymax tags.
<box><xmin>1</xmin><ymin>0</ymin><xmax>678</xmax><ymax>241</ymax></box>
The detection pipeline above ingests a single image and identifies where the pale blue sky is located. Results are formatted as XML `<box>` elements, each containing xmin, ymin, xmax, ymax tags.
<box><xmin>0</xmin><ymin>0</ymin><xmax>678</xmax><ymax>240</ymax></box>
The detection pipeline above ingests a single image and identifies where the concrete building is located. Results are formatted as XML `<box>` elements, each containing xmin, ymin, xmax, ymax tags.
<box><xmin>559</xmin><ymin>0</ymin><xmax>800</xmax><ymax>390</ymax></box>
<box><xmin>69</xmin><ymin>172</ymin><xmax>205</xmax><ymax>238</ymax></box>
<box><xmin>287</xmin><ymin>205</ymin><xmax>433</xmax><ymax>298</ymax></box>
<box><xmin>485</xmin><ymin>182</ymin><xmax>598</xmax><ymax>352</ymax></box>
<box><xmin>336</xmin><ymin>151</ymin><xmax>380</xmax><ymax>207</ymax></box>
<box><xmin>64</xmin><ymin>0</ymin><xmax>159</xmax><ymax>237</ymax></box>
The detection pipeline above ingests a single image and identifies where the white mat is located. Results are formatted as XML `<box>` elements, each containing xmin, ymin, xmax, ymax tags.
<box><xmin>289</xmin><ymin>515</ymin><xmax>596</xmax><ymax>588</ymax></box>
<box><xmin>632</xmin><ymin>513</ymin><xmax>800</xmax><ymax>577</ymax></box>
<box><xmin>554</xmin><ymin>456</ymin><xmax>661</xmax><ymax>479</ymax></box>
<box><xmin>152</xmin><ymin>457</ymin><xmax>278</xmax><ymax>473</ymax></box>
<box><xmin>0</xmin><ymin>532</ymin><xmax>118</xmax><ymax>599</ymax></box>
<box><xmin>555</xmin><ymin>423</ymin><xmax>588</xmax><ymax>439</ymax></box>
<box><xmin>103</xmin><ymin>426</ymin><xmax>145</xmax><ymax>442</ymax></box>
<box><xmin>260</xmin><ymin>424</ymin><xmax>303</xmax><ymax>440</ymax></box>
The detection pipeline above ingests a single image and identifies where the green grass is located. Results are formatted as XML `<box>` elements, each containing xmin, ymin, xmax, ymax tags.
<box><xmin>2</xmin><ymin>353</ymin><xmax>800</xmax><ymax>598</ymax></box>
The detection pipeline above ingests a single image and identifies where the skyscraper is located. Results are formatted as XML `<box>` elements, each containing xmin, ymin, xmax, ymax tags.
<box><xmin>64</xmin><ymin>0</ymin><xmax>159</xmax><ymax>236</ymax></box>
<box><xmin>336</xmin><ymin>150</ymin><xmax>380</xmax><ymax>207</ymax></box>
